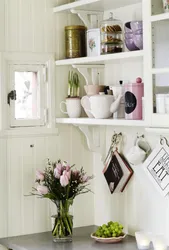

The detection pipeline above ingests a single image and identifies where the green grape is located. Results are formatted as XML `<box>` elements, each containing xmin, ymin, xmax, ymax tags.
<box><xmin>113</xmin><ymin>233</ymin><xmax>116</xmax><ymax>237</ymax></box>
<box><xmin>119</xmin><ymin>225</ymin><xmax>123</xmax><ymax>229</ymax></box>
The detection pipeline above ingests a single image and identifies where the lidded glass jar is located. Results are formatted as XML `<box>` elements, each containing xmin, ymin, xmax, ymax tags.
<box><xmin>100</xmin><ymin>13</ymin><xmax>123</xmax><ymax>55</ymax></box>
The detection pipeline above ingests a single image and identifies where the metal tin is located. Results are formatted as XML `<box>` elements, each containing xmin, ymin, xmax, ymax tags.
<box><xmin>65</xmin><ymin>25</ymin><xmax>87</xmax><ymax>59</ymax></box>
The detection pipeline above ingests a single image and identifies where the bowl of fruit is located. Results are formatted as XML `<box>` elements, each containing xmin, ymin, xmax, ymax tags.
<box><xmin>91</xmin><ymin>221</ymin><xmax>126</xmax><ymax>243</ymax></box>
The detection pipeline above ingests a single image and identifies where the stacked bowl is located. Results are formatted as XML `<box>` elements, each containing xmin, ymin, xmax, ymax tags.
<box><xmin>124</xmin><ymin>21</ymin><xmax>143</xmax><ymax>51</ymax></box>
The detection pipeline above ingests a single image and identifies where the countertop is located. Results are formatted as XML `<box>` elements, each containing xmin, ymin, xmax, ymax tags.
<box><xmin>0</xmin><ymin>226</ymin><xmax>138</xmax><ymax>250</ymax></box>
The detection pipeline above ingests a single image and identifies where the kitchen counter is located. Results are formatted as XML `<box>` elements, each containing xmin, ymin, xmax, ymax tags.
<box><xmin>0</xmin><ymin>226</ymin><xmax>138</xmax><ymax>250</ymax></box>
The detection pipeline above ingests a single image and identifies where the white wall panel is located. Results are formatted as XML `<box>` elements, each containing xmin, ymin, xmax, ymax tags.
<box><xmin>0</xmin><ymin>139</ymin><xmax>7</xmax><ymax>238</ymax></box>
<box><xmin>5</xmin><ymin>0</ymin><xmax>20</xmax><ymax>51</ymax></box>
<box><xmin>0</xmin><ymin>0</ymin><xmax>5</xmax><ymax>51</ymax></box>
<box><xmin>6</xmin><ymin>136</ymin><xmax>60</xmax><ymax>237</ymax></box>
<box><xmin>19</xmin><ymin>0</ymin><xmax>34</xmax><ymax>52</ymax></box>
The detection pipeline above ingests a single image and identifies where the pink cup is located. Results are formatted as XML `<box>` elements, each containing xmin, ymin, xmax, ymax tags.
<box><xmin>124</xmin><ymin>81</ymin><xmax>144</xmax><ymax>120</ymax></box>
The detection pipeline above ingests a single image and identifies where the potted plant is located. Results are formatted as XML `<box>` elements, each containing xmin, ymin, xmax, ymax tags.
<box><xmin>68</xmin><ymin>71</ymin><xmax>80</xmax><ymax>98</ymax></box>
<box><xmin>60</xmin><ymin>71</ymin><xmax>81</xmax><ymax>118</ymax></box>
<box><xmin>32</xmin><ymin>159</ymin><xmax>93</xmax><ymax>243</ymax></box>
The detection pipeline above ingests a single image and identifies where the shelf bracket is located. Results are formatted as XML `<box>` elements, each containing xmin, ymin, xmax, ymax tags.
<box><xmin>74</xmin><ymin>125</ymin><xmax>106</xmax><ymax>162</ymax></box>
<box><xmin>71</xmin><ymin>9</ymin><xmax>103</xmax><ymax>29</ymax></box>
<box><xmin>73</xmin><ymin>64</ymin><xmax>104</xmax><ymax>85</ymax></box>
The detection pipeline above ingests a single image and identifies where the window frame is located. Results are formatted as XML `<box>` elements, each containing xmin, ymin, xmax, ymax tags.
<box><xmin>9</xmin><ymin>64</ymin><xmax>46</xmax><ymax>127</ymax></box>
<box><xmin>1</xmin><ymin>53</ymin><xmax>55</xmax><ymax>130</ymax></box>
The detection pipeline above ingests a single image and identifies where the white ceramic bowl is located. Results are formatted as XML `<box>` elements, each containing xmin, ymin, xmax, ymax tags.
<box><xmin>91</xmin><ymin>233</ymin><xmax>126</xmax><ymax>243</ymax></box>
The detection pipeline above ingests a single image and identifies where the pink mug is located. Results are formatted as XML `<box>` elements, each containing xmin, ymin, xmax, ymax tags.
<box><xmin>124</xmin><ymin>78</ymin><xmax>144</xmax><ymax>120</ymax></box>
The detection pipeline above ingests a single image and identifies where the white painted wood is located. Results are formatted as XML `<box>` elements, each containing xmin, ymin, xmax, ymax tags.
<box><xmin>5</xmin><ymin>0</ymin><xmax>20</xmax><ymax>51</ymax></box>
<box><xmin>151</xmin><ymin>12</ymin><xmax>169</xmax><ymax>22</ymax></box>
<box><xmin>152</xmin><ymin>67</ymin><xmax>169</xmax><ymax>74</ymax></box>
<box><xmin>0</xmin><ymin>139</ymin><xmax>7</xmax><ymax>238</ymax></box>
<box><xmin>55</xmin><ymin>117</ymin><xmax>146</xmax><ymax>126</ymax></box>
<box><xmin>0</xmin><ymin>0</ymin><xmax>5</xmax><ymax>51</ymax></box>
<box><xmin>19</xmin><ymin>0</ymin><xmax>33</xmax><ymax>52</ymax></box>
<box><xmin>53</xmin><ymin>0</ymin><xmax>141</xmax><ymax>13</ymax></box>
<box><xmin>142</xmin><ymin>0</ymin><xmax>152</xmax><ymax>127</ymax></box>
<box><xmin>55</xmin><ymin>50</ymin><xmax>144</xmax><ymax>66</ymax></box>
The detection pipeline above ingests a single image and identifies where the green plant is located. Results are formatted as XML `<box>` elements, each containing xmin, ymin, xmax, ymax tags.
<box><xmin>68</xmin><ymin>71</ymin><xmax>80</xmax><ymax>98</ymax></box>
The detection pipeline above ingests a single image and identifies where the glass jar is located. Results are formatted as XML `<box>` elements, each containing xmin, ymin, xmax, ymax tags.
<box><xmin>100</xmin><ymin>13</ymin><xmax>123</xmax><ymax>55</ymax></box>
<box><xmin>51</xmin><ymin>200</ymin><xmax>73</xmax><ymax>243</ymax></box>
<box><xmin>65</xmin><ymin>25</ymin><xmax>87</xmax><ymax>59</ymax></box>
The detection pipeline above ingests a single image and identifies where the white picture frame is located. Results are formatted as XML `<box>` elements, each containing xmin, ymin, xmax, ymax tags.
<box><xmin>143</xmin><ymin>138</ymin><xmax>169</xmax><ymax>197</ymax></box>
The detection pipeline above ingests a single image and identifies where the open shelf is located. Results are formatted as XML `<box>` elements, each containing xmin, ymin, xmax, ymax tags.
<box><xmin>151</xmin><ymin>12</ymin><xmax>169</xmax><ymax>22</ymax></box>
<box><xmin>152</xmin><ymin>67</ymin><xmax>169</xmax><ymax>74</ymax></box>
<box><xmin>55</xmin><ymin>50</ymin><xmax>143</xmax><ymax>66</ymax></box>
<box><xmin>56</xmin><ymin>117</ymin><xmax>146</xmax><ymax>127</ymax></box>
<box><xmin>53</xmin><ymin>0</ymin><xmax>142</xmax><ymax>13</ymax></box>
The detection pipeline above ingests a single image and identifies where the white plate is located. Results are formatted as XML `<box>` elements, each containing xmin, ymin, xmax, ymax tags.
<box><xmin>91</xmin><ymin>233</ymin><xmax>127</xmax><ymax>243</ymax></box>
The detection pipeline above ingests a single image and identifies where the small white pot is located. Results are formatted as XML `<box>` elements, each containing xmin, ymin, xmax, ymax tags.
<box><xmin>60</xmin><ymin>98</ymin><xmax>81</xmax><ymax>118</ymax></box>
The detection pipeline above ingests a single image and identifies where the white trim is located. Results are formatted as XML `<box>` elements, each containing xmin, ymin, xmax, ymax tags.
<box><xmin>0</xmin><ymin>128</ymin><xmax>59</xmax><ymax>138</ymax></box>
<box><xmin>152</xmin><ymin>67</ymin><xmax>169</xmax><ymax>74</ymax></box>
<box><xmin>151</xmin><ymin>13</ymin><xmax>169</xmax><ymax>22</ymax></box>
<box><xmin>53</xmin><ymin>0</ymin><xmax>141</xmax><ymax>13</ymax></box>
<box><xmin>53</xmin><ymin>0</ymin><xmax>99</xmax><ymax>13</ymax></box>
<box><xmin>55</xmin><ymin>117</ymin><xmax>146</xmax><ymax>127</ymax></box>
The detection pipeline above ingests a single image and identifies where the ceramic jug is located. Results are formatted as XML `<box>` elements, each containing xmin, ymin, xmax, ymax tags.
<box><xmin>81</xmin><ymin>93</ymin><xmax>122</xmax><ymax>119</ymax></box>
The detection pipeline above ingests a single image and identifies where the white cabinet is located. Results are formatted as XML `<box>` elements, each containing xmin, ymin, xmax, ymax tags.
<box><xmin>145</xmin><ymin>0</ymin><xmax>169</xmax><ymax>128</ymax></box>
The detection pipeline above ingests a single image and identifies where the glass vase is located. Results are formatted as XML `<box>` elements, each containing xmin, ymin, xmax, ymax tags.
<box><xmin>51</xmin><ymin>200</ymin><xmax>73</xmax><ymax>243</ymax></box>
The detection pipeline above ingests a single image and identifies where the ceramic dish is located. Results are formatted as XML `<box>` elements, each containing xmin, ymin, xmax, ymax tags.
<box><xmin>91</xmin><ymin>233</ymin><xmax>127</xmax><ymax>243</ymax></box>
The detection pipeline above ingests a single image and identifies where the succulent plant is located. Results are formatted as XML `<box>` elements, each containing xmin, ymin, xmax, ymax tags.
<box><xmin>68</xmin><ymin>71</ymin><xmax>80</xmax><ymax>98</ymax></box>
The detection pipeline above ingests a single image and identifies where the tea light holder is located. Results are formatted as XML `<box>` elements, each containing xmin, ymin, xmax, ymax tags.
<box><xmin>152</xmin><ymin>235</ymin><xmax>168</xmax><ymax>250</ymax></box>
<box><xmin>135</xmin><ymin>232</ymin><xmax>152</xmax><ymax>250</ymax></box>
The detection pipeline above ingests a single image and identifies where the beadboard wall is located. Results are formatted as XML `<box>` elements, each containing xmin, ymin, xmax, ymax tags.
<box><xmin>0</xmin><ymin>0</ymin><xmax>94</xmax><ymax>238</ymax></box>
<box><xmin>0</xmin><ymin>0</ymin><xmax>169</xmax><ymax>244</ymax></box>
<box><xmin>93</xmin><ymin>127</ymin><xmax>169</xmax><ymax>243</ymax></box>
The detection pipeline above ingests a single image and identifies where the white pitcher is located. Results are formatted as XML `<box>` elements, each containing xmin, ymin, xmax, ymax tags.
<box><xmin>81</xmin><ymin>93</ymin><xmax>122</xmax><ymax>119</ymax></box>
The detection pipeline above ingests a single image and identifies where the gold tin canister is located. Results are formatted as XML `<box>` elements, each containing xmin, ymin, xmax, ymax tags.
<box><xmin>65</xmin><ymin>25</ymin><xmax>87</xmax><ymax>59</ymax></box>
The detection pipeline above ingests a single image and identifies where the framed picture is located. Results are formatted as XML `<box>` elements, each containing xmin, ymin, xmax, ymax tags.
<box><xmin>143</xmin><ymin>138</ymin><xmax>169</xmax><ymax>196</ymax></box>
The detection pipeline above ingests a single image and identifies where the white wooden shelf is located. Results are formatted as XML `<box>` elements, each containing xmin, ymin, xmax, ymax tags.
<box><xmin>53</xmin><ymin>0</ymin><xmax>141</xmax><ymax>13</ymax></box>
<box><xmin>56</xmin><ymin>117</ymin><xmax>146</xmax><ymax>127</ymax></box>
<box><xmin>152</xmin><ymin>67</ymin><xmax>169</xmax><ymax>74</ymax></box>
<box><xmin>55</xmin><ymin>50</ymin><xmax>143</xmax><ymax>66</ymax></box>
<box><xmin>151</xmin><ymin>12</ymin><xmax>169</xmax><ymax>22</ymax></box>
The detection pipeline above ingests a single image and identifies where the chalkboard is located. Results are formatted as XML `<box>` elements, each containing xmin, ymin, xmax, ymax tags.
<box><xmin>125</xmin><ymin>91</ymin><xmax>137</xmax><ymax>114</ymax></box>
<box><xmin>104</xmin><ymin>154</ymin><xmax>123</xmax><ymax>193</ymax></box>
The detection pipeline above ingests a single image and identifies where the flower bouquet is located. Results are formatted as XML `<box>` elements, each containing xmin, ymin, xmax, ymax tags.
<box><xmin>32</xmin><ymin>159</ymin><xmax>93</xmax><ymax>242</ymax></box>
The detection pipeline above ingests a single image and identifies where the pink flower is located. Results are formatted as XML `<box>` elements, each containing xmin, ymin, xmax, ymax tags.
<box><xmin>67</xmin><ymin>170</ymin><xmax>71</xmax><ymax>180</ymax></box>
<box><xmin>63</xmin><ymin>161</ymin><xmax>71</xmax><ymax>171</ymax></box>
<box><xmin>73</xmin><ymin>170</ymin><xmax>79</xmax><ymax>177</ymax></box>
<box><xmin>82</xmin><ymin>174</ymin><xmax>89</xmax><ymax>183</ymax></box>
<box><xmin>54</xmin><ymin>163</ymin><xmax>63</xmax><ymax>179</ymax></box>
<box><xmin>60</xmin><ymin>170</ymin><xmax>70</xmax><ymax>187</ymax></box>
<box><xmin>37</xmin><ymin>185</ymin><xmax>49</xmax><ymax>195</ymax></box>
<box><xmin>36</xmin><ymin>170</ymin><xmax>44</xmax><ymax>181</ymax></box>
